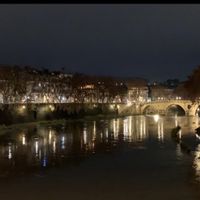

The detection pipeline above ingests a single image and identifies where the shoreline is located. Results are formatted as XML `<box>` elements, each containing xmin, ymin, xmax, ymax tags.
<box><xmin>0</xmin><ymin>113</ymin><xmax>137</xmax><ymax>133</ymax></box>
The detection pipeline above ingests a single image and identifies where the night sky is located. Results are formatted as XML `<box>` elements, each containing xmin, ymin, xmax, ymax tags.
<box><xmin>0</xmin><ymin>4</ymin><xmax>200</xmax><ymax>81</ymax></box>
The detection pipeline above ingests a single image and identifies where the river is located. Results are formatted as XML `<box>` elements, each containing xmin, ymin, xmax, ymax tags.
<box><xmin>0</xmin><ymin>115</ymin><xmax>200</xmax><ymax>200</ymax></box>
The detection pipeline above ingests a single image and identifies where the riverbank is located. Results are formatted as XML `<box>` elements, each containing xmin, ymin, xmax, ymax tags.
<box><xmin>0</xmin><ymin>103</ymin><xmax>137</xmax><ymax>125</ymax></box>
<box><xmin>0</xmin><ymin>113</ymin><xmax>134</xmax><ymax>133</ymax></box>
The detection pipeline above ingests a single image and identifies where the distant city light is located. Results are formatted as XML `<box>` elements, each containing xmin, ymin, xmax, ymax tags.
<box><xmin>62</xmin><ymin>96</ymin><xmax>66</xmax><ymax>101</ymax></box>
<box><xmin>127</xmin><ymin>100</ymin><xmax>132</xmax><ymax>106</ymax></box>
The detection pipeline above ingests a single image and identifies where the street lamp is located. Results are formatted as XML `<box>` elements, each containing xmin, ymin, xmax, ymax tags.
<box><xmin>153</xmin><ymin>114</ymin><xmax>160</xmax><ymax>123</ymax></box>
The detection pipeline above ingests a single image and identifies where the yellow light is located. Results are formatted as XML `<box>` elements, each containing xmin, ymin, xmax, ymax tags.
<box><xmin>35</xmin><ymin>140</ymin><xmax>39</xmax><ymax>155</ymax></box>
<box><xmin>93</xmin><ymin>121</ymin><xmax>96</xmax><ymax>141</ymax></box>
<box><xmin>49</xmin><ymin>105</ymin><xmax>55</xmax><ymax>111</ymax></box>
<box><xmin>83</xmin><ymin>127</ymin><xmax>87</xmax><ymax>145</ymax></box>
<box><xmin>53</xmin><ymin>139</ymin><xmax>56</xmax><ymax>153</ymax></box>
<box><xmin>193</xmin><ymin>144</ymin><xmax>200</xmax><ymax>182</ymax></box>
<box><xmin>153</xmin><ymin>114</ymin><xmax>160</xmax><ymax>123</ymax></box>
<box><xmin>49</xmin><ymin>130</ymin><xmax>52</xmax><ymax>144</ymax></box>
<box><xmin>18</xmin><ymin>105</ymin><xmax>26</xmax><ymax>113</ymax></box>
<box><xmin>8</xmin><ymin>143</ymin><xmax>12</xmax><ymax>160</ymax></box>
<box><xmin>22</xmin><ymin>134</ymin><xmax>26</xmax><ymax>145</ymax></box>
<box><xmin>110</xmin><ymin>105</ymin><xmax>114</xmax><ymax>109</ymax></box>
<box><xmin>127</xmin><ymin>100</ymin><xmax>132</xmax><ymax>106</ymax></box>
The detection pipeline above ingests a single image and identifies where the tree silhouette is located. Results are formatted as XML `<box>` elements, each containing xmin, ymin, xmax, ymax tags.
<box><xmin>184</xmin><ymin>65</ymin><xmax>200</xmax><ymax>100</ymax></box>
<box><xmin>0</xmin><ymin>65</ymin><xmax>28</xmax><ymax>103</ymax></box>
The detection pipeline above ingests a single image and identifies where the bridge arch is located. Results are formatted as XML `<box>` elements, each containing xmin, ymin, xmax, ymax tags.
<box><xmin>166</xmin><ymin>104</ymin><xmax>186</xmax><ymax>116</ymax></box>
<box><xmin>192</xmin><ymin>104</ymin><xmax>200</xmax><ymax>116</ymax></box>
<box><xmin>142</xmin><ymin>105</ymin><xmax>157</xmax><ymax>115</ymax></box>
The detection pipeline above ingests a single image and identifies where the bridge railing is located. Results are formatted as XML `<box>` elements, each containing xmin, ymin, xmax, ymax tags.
<box><xmin>146</xmin><ymin>99</ymin><xmax>192</xmax><ymax>104</ymax></box>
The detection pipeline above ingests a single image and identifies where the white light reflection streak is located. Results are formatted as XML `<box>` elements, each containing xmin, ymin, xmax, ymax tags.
<box><xmin>117</xmin><ymin>119</ymin><xmax>119</xmax><ymax>135</ymax></box>
<box><xmin>22</xmin><ymin>134</ymin><xmax>26</xmax><ymax>145</ymax></box>
<box><xmin>93</xmin><ymin>121</ymin><xmax>96</xmax><ymax>141</ymax></box>
<box><xmin>153</xmin><ymin>114</ymin><xmax>160</xmax><ymax>123</ymax></box>
<box><xmin>123</xmin><ymin>118</ymin><xmax>129</xmax><ymax>138</ymax></box>
<box><xmin>49</xmin><ymin>129</ymin><xmax>52</xmax><ymax>144</ymax></box>
<box><xmin>43</xmin><ymin>137</ymin><xmax>47</xmax><ymax>167</ymax></box>
<box><xmin>175</xmin><ymin>114</ymin><xmax>178</xmax><ymax>127</ymax></box>
<box><xmin>139</xmin><ymin>116</ymin><xmax>146</xmax><ymax>141</ymax></box>
<box><xmin>83</xmin><ymin>126</ymin><xmax>87</xmax><ymax>145</ymax></box>
<box><xmin>158</xmin><ymin>118</ymin><xmax>164</xmax><ymax>142</ymax></box>
<box><xmin>61</xmin><ymin>136</ymin><xmax>65</xmax><ymax>150</ymax></box>
<box><xmin>113</xmin><ymin>119</ymin><xmax>119</xmax><ymax>139</ymax></box>
<box><xmin>105</xmin><ymin>127</ymin><xmax>109</xmax><ymax>142</ymax></box>
<box><xmin>53</xmin><ymin>139</ymin><xmax>56</xmax><ymax>154</ymax></box>
<box><xmin>113</xmin><ymin>120</ymin><xmax>117</xmax><ymax>138</ymax></box>
<box><xmin>128</xmin><ymin>116</ymin><xmax>132</xmax><ymax>140</ymax></box>
<box><xmin>140</xmin><ymin>118</ymin><xmax>143</xmax><ymax>140</ymax></box>
<box><xmin>193</xmin><ymin>144</ymin><xmax>200</xmax><ymax>182</ymax></box>
<box><xmin>35</xmin><ymin>140</ymin><xmax>39</xmax><ymax>157</ymax></box>
<box><xmin>8</xmin><ymin>143</ymin><xmax>12</xmax><ymax>160</ymax></box>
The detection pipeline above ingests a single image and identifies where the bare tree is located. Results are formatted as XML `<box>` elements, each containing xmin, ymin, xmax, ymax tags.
<box><xmin>0</xmin><ymin>65</ymin><xmax>27</xmax><ymax>103</ymax></box>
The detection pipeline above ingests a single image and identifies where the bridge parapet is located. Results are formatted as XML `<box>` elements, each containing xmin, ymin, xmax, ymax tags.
<box><xmin>146</xmin><ymin>99</ymin><xmax>192</xmax><ymax>104</ymax></box>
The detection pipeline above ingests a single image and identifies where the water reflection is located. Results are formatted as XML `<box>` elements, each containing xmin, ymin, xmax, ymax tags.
<box><xmin>117</xmin><ymin>116</ymin><xmax>147</xmax><ymax>142</ymax></box>
<box><xmin>8</xmin><ymin>143</ymin><xmax>13</xmax><ymax>160</ymax></box>
<box><xmin>157</xmin><ymin>118</ymin><xmax>164</xmax><ymax>142</ymax></box>
<box><xmin>61</xmin><ymin>135</ymin><xmax>65</xmax><ymax>150</ymax></box>
<box><xmin>34</xmin><ymin>139</ymin><xmax>39</xmax><ymax>158</ymax></box>
<box><xmin>176</xmin><ymin>143</ymin><xmax>183</xmax><ymax>159</ymax></box>
<box><xmin>0</xmin><ymin>116</ymin><xmax>199</xmax><ymax>177</ymax></box>
<box><xmin>112</xmin><ymin>118</ymin><xmax>120</xmax><ymax>139</ymax></box>
<box><xmin>175</xmin><ymin>114</ymin><xmax>178</xmax><ymax>127</ymax></box>
<box><xmin>21</xmin><ymin>134</ymin><xmax>26</xmax><ymax>146</ymax></box>
<box><xmin>193</xmin><ymin>144</ymin><xmax>200</xmax><ymax>182</ymax></box>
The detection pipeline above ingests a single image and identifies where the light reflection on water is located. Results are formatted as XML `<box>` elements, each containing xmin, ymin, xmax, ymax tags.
<box><xmin>0</xmin><ymin>115</ymin><xmax>200</xmax><ymax>184</ymax></box>
<box><xmin>193</xmin><ymin>144</ymin><xmax>200</xmax><ymax>182</ymax></box>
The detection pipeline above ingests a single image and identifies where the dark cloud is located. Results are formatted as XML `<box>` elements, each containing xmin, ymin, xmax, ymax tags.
<box><xmin>0</xmin><ymin>4</ymin><xmax>200</xmax><ymax>81</ymax></box>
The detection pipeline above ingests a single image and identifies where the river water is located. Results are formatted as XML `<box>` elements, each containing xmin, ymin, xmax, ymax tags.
<box><xmin>0</xmin><ymin>115</ymin><xmax>200</xmax><ymax>200</ymax></box>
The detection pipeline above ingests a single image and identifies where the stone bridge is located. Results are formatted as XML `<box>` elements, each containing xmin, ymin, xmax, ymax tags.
<box><xmin>118</xmin><ymin>100</ymin><xmax>200</xmax><ymax>116</ymax></box>
<box><xmin>140</xmin><ymin>100</ymin><xmax>200</xmax><ymax>116</ymax></box>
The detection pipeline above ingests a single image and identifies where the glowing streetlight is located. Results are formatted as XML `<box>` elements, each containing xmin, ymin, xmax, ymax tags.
<box><xmin>49</xmin><ymin>105</ymin><xmax>55</xmax><ymax>111</ymax></box>
<box><xmin>110</xmin><ymin>105</ymin><xmax>114</xmax><ymax>109</ymax></box>
<box><xmin>127</xmin><ymin>100</ymin><xmax>132</xmax><ymax>106</ymax></box>
<box><xmin>153</xmin><ymin>114</ymin><xmax>160</xmax><ymax>123</ymax></box>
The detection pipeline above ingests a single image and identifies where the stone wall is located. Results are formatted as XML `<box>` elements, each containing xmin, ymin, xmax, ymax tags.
<box><xmin>0</xmin><ymin>103</ymin><xmax>122</xmax><ymax>125</ymax></box>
